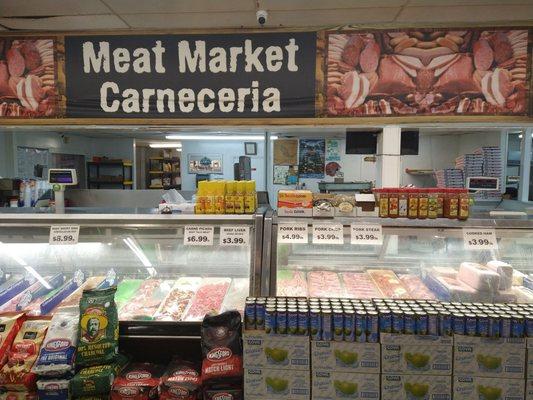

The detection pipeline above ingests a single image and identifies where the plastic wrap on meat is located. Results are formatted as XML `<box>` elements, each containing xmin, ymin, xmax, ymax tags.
<box><xmin>276</xmin><ymin>270</ymin><xmax>308</xmax><ymax>297</ymax></box>
<box><xmin>341</xmin><ymin>272</ymin><xmax>383</xmax><ymax>299</ymax></box>
<box><xmin>153</xmin><ymin>277</ymin><xmax>202</xmax><ymax>322</ymax></box>
<box><xmin>0</xmin><ymin>274</ymin><xmax>64</xmax><ymax>313</ymax></box>
<box><xmin>307</xmin><ymin>271</ymin><xmax>343</xmax><ymax>298</ymax></box>
<box><xmin>56</xmin><ymin>276</ymin><xmax>105</xmax><ymax>309</ymax></box>
<box><xmin>119</xmin><ymin>279</ymin><xmax>174</xmax><ymax>321</ymax></box>
<box><xmin>183</xmin><ymin>278</ymin><xmax>231</xmax><ymax>322</ymax></box>
<box><xmin>220</xmin><ymin>278</ymin><xmax>249</xmax><ymax>315</ymax></box>
<box><xmin>367</xmin><ymin>269</ymin><xmax>410</xmax><ymax>299</ymax></box>
<box><xmin>398</xmin><ymin>274</ymin><xmax>436</xmax><ymax>300</ymax></box>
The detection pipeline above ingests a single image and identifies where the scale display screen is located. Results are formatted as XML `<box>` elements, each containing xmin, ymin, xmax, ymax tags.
<box><xmin>48</xmin><ymin>169</ymin><xmax>77</xmax><ymax>185</ymax></box>
<box><xmin>466</xmin><ymin>177</ymin><xmax>500</xmax><ymax>191</ymax></box>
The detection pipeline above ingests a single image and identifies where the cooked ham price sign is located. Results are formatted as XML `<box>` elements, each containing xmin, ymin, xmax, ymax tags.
<box><xmin>64</xmin><ymin>33</ymin><xmax>316</xmax><ymax>118</ymax></box>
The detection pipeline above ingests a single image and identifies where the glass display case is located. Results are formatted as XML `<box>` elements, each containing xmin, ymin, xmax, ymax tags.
<box><xmin>265</xmin><ymin>213</ymin><xmax>533</xmax><ymax>303</ymax></box>
<box><xmin>0</xmin><ymin>210</ymin><xmax>265</xmax><ymax>324</ymax></box>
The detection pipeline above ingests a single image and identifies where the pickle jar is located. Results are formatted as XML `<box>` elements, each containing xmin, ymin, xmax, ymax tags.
<box><xmin>407</xmin><ymin>188</ymin><xmax>419</xmax><ymax>219</ymax></box>
<box><xmin>418</xmin><ymin>189</ymin><xmax>428</xmax><ymax>219</ymax></box>
<box><xmin>388</xmin><ymin>188</ymin><xmax>399</xmax><ymax>218</ymax></box>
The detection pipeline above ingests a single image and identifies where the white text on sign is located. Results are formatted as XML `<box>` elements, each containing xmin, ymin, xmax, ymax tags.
<box><xmin>313</xmin><ymin>224</ymin><xmax>344</xmax><ymax>244</ymax></box>
<box><xmin>49</xmin><ymin>225</ymin><xmax>80</xmax><ymax>245</ymax></box>
<box><xmin>463</xmin><ymin>228</ymin><xmax>498</xmax><ymax>250</ymax></box>
<box><xmin>351</xmin><ymin>224</ymin><xmax>383</xmax><ymax>245</ymax></box>
<box><xmin>184</xmin><ymin>225</ymin><xmax>214</xmax><ymax>246</ymax></box>
<box><xmin>278</xmin><ymin>224</ymin><xmax>309</xmax><ymax>244</ymax></box>
<box><xmin>220</xmin><ymin>226</ymin><xmax>250</xmax><ymax>246</ymax></box>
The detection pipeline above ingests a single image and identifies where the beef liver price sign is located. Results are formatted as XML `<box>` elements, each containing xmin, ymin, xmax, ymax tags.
<box><xmin>65</xmin><ymin>33</ymin><xmax>316</xmax><ymax>118</ymax></box>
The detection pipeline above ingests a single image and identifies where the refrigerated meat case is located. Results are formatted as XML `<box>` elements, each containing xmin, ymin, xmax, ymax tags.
<box><xmin>0</xmin><ymin>209</ymin><xmax>265</xmax><ymax>362</ymax></box>
<box><xmin>262</xmin><ymin>211</ymin><xmax>533</xmax><ymax>302</ymax></box>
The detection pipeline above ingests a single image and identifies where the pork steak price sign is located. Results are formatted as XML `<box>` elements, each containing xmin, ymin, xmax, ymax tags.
<box><xmin>65</xmin><ymin>33</ymin><xmax>316</xmax><ymax>118</ymax></box>
<box><xmin>463</xmin><ymin>228</ymin><xmax>498</xmax><ymax>250</ymax></box>
<box><xmin>184</xmin><ymin>225</ymin><xmax>214</xmax><ymax>246</ymax></box>
<box><xmin>313</xmin><ymin>224</ymin><xmax>344</xmax><ymax>245</ymax></box>
<box><xmin>350</xmin><ymin>224</ymin><xmax>383</xmax><ymax>245</ymax></box>
<box><xmin>49</xmin><ymin>225</ymin><xmax>80</xmax><ymax>245</ymax></box>
<box><xmin>220</xmin><ymin>226</ymin><xmax>250</xmax><ymax>246</ymax></box>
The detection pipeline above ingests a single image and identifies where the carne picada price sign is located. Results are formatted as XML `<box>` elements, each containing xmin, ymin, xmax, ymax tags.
<box><xmin>278</xmin><ymin>223</ymin><xmax>309</xmax><ymax>244</ymax></box>
<box><xmin>220</xmin><ymin>226</ymin><xmax>250</xmax><ymax>246</ymax></box>
<box><xmin>350</xmin><ymin>224</ymin><xmax>383</xmax><ymax>245</ymax></box>
<box><xmin>313</xmin><ymin>224</ymin><xmax>344</xmax><ymax>245</ymax></box>
<box><xmin>49</xmin><ymin>225</ymin><xmax>80</xmax><ymax>245</ymax></box>
<box><xmin>463</xmin><ymin>228</ymin><xmax>498</xmax><ymax>250</ymax></box>
<box><xmin>184</xmin><ymin>225</ymin><xmax>214</xmax><ymax>246</ymax></box>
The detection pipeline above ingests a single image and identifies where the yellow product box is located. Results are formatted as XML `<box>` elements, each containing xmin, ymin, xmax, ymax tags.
<box><xmin>278</xmin><ymin>190</ymin><xmax>313</xmax><ymax>217</ymax></box>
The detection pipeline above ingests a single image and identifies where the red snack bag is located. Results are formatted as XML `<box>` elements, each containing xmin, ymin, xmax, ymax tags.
<box><xmin>159</xmin><ymin>359</ymin><xmax>201</xmax><ymax>400</ymax></box>
<box><xmin>201</xmin><ymin>311</ymin><xmax>242</xmax><ymax>385</ymax></box>
<box><xmin>111</xmin><ymin>362</ymin><xmax>165</xmax><ymax>400</ymax></box>
<box><xmin>0</xmin><ymin>313</ymin><xmax>26</xmax><ymax>369</ymax></box>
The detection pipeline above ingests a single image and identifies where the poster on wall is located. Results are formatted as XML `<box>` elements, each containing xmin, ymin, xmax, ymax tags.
<box><xmin>188</xmin><ymin>154</ymin><xmax>222</xmax><ymax>174</ymax></box>
<box><xmin>0</xmin><ymin>38</ymin><xmax>59</xmax><ymax>117</ymax></box>
<box><xmin>273</xmin><ymin>139</ymin><xmax>299</xmax><ymax>165</ymax></box>
<box><xmin>326</xmin><ymin>139</ymin><xmax>341</xmax><ymax>161</ymax></box>
<box><xmin>325</xmin><ymin>28</ymin><xmax>529</xmax><ymax>117</ymax></box>
<box><xmin>298</xmin><ymin>139</ymin><xmax>325</xmax><ymax>178</ymax></box>
<box><xmin>273</xmin><ymin>165</ymin><xmax>298</xmax><ymax>185</ymax></box>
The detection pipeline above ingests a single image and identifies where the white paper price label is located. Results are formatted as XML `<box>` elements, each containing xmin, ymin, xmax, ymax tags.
<box><xmin>278</xmin><ymin>224</ymin><xmax>308</xmax><ymax>244</ymax></box>
<box><xmin>351</xmin><ymin>224</ymin><xmax>383</xmax><ymax>245</ymax></box>
<box><xmin>49</xmin><ymin>225</ymin><xmax>79</xmax><ymax>245</ymax></box>
<box><xmin>184</xmin><ymin>225</ymin><xmax>214</xmax><ymax>246</ymax></box>
<box><xmin>220</xmin><ymin>226</ymin><xmax>250</xmax><ymax>246</ymax></box>
<box><xmin>313</xmin><ymin>224</ymin><xmax>344</xmax><ymax>245</ymax></box>
<box><xmin>463</xmin><ymin>228</ymin><xmax>498</xmax><ymax>250</ymax></box>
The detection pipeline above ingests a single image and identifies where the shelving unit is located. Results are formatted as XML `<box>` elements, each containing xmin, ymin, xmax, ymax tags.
<box><xmin>147</xmin><ymin>151</ymin><xmax>181</xmax><ymax>190</ymax></box>
<box><xmin>87</xmin><ymin>160</ymin><xmax>133</xmax><ymax>189</ymax></box>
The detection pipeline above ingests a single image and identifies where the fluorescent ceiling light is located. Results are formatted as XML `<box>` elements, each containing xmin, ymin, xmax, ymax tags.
<box><xmin>149</xmin><ymin>143</ymin><xmax>182</xmax><ymax>148</ymax></box>
<box><xmin>166</xmin><ymin>134</ymin><xmax>266</xmax><ymax>141</ymax></box>
<box><xmin>123</xmin><ymin>237</ymin><xmax>157</xmax><ymax>277</ymax></box>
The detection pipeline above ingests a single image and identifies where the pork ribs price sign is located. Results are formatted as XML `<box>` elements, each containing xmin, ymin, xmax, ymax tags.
<box><xmin>350</xmin><ymin>224</ymin><xmax>383</xmax><ymax>245</ymax></box>
<box><xmin>278</xmin><ymin>223</ymin><xmax>308</xmax><ymax>244</ymax></box>
<box><xmin>313</xmin><ymin>224</ymin><xmax>344</xmax><ymax>245</ymax></box>
<box><xmin>65</xmin><ymin>33</ymin><xmax>316</xmax><ymax>118</ymax></box>
<box><xmin>184</xmin><ymin>225</ymin><xmax>214</xmax><ymax>246</ymax></box>
<box><xmin>49</xmin><ymin>225</ymin><xmax>80</xmax><ymax>245</ymax></box>
<box><xmin>220</xmin><ymin>226</ymin><xmax>250</xmax><ymax>246</ymax></box>
<box><xmin>463</xmin><ymin>228</ymin><xmax>498</xmax><ymax>250</ymax></box>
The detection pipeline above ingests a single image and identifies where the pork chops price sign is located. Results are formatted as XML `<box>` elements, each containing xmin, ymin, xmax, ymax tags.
<box><xmin>65</xmin><ymin>33</ymin><xmax>316</xmax><ymax>118</ymax></box>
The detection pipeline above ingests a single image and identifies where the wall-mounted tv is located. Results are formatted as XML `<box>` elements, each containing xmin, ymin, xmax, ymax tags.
<box><xmin>346</xmin><ymin>130</ymin><xmax>379</xmax><ymax>154</ymax></box>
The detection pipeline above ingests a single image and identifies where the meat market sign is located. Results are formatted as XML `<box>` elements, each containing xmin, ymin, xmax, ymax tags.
<box><xmin>0</xmin><ymin>27</ymin><xmax>530</xmax><ymax>120</ymax></box>
<box><xmin>65</xmin><ymin>33</ymin><xmax>316</xmax><ymax>118</ymax></box>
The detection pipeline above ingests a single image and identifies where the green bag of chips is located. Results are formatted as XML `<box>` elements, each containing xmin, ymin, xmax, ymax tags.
<box><xmin>69</xmin><ymin>354</ymin><xmax>128</xmax><ymax>397</ymax></box>
<box><xmin>75</xmin><ymin>287</ymin><xmax>119</xmax><ymax>367</ymax></box>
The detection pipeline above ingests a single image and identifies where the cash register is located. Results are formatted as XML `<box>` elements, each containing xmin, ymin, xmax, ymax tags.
<box><xmin>48</xmin><ymin>169</ymin><xmax>77</xmax><ymax>213</ymax></box>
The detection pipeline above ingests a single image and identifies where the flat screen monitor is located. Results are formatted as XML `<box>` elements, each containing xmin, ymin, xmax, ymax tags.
<box><xmin>346</xmin><ymin>130</ymin><xmax>379</xmax><ymax>154</ymax></box>
<box><xmin>401</xmin><ymin>130</ymin><xmax>419</xmax><ymax>155</ymax></box>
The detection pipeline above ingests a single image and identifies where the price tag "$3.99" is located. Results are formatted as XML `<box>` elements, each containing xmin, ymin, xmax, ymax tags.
<box><xmin>463</xmin><ymin>228</ymin><xmax>498</xmax><ymax>250</ymax></box>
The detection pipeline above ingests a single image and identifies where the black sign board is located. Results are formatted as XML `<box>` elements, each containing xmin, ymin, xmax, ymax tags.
<box><xmin>65</xmin><ymin>33</ymin><xmax>316</xmax><ymax>118</ymax></box>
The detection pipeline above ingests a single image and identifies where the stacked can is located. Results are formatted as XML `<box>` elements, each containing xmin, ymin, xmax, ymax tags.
<box><xmin>245</xmin><ymin>296</ymin><xmax>310</xmax><ymax>335</ymax></box>
<box><xmin>375</xmin><ymin>299</ymin><xmax>443</xmax><ymax>336</ymax></box>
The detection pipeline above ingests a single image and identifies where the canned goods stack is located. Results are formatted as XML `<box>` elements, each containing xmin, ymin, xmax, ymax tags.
<box><xmin>245</xmin><ymin>296</ymin><xmax>310</xmax><ymax>335</ymax></box>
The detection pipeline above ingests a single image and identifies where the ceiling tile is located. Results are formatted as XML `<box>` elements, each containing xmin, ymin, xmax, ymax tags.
<box><xmin>259</xmin><ymin>0</ymin><xmax>406</xmax><ymax>10</ymax></box>
<box><xmin>408</xmin><ymin>0</ymin><xmax>533</xmax><ymax>5</ymax></box>
<box><xmin>268</xmin><ymin>8</ymin><xmax>400</xmax><ymax>27</ymax></box>
<box><xmin>397</xmin><ymin>5</ymin><xmax>533</xmax><ymax>23</ymax></box>
<box><xmin>0</xmin><ymin>15</ymin><xmax>128</xmax><ymax>30</ymax></box>
<box><xmin>0</xmin><ymin>0</ymin><xmax>110</xmax><ymax>17</ymax></box>
<box><xmin>104</xmin><ymin>0</ymin><xmax>255</xmax><ymax>14</ymax></box>
<box><xmin>121</xmin><ymin>11</ymin><xmax>257</xmax><ymax>29</ymax></box>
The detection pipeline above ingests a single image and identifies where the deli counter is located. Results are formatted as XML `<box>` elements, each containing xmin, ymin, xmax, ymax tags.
<box><xmin>263</xmin><ymin>212</ymin><xmax>533</xmax><ymax>303</ymax></box>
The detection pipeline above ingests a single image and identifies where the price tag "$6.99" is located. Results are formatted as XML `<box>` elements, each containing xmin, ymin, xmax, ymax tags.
<box><xmin>184</xmin><ymin>225</ymin><xmax>214</xmax><ymax>246</ymax></box>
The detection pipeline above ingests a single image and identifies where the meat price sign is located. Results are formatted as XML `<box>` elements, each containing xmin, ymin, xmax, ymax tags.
<box><xmin>184</xmin><ymin>225</ymin><xmax>214</xmax><ymax>246</ymax></box>
<box><xmin>462</xmin><ymin>228</ymin><xmax>498</xmax><ymax>250</ymax></box>
<box><xmin>312</xmin><ymin>224</ymin><xmax>344</xmax><ymax>245</ymax></box>
<box><xmin>220</xmin><ymin>226</ymin><xmax>250</xmax><ymax>246</ymax></box>
<box><xmin>65</xmin><ymin>33</ymin><xmax>316</xmax><ymax>118</ymax></box>
<box><xmin>278</xmin><ymin>223</ymin><xmax>309</xmax><ymax>244</ymax></box>
<box><xmin>350</xmin><ymin>224</ymin><xmax>383</xmax><ymax>245</ymax></box>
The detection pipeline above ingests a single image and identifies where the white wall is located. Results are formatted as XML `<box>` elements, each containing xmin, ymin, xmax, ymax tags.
<box><xmin>0</xmin><ymin>133</ymin><xmax>15</xmax><ymax>178</ymax></box>
<box><xmin>181</xmin><ymin>140</ymin><xmax>266</xmax><ymax>191</ymax></box>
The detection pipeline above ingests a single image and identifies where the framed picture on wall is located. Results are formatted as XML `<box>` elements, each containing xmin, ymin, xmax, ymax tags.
<box><xmin>188</xmin><ymin>154</ymin><xmax>223</xmax><ymax>174</ymax></box>
<box><xmin>244</xmin><ymin>142</ymin><xmax>257</xmax><ymax>156</ymax></box>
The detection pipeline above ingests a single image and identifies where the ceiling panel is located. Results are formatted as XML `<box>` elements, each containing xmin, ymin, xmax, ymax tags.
<box><xmin>0</xmin><ymin>0</ymin><xmax>110</xmax><ymax>17</ymax></box>
<box><xmin>104</xmin><ymin>0</ymin><xmax>255</xmax><ymax>14</ymax></box>
<box><xmin>259</xmin><ymin>0</ymin><xmax>407</xmax><ymax>10</ymax></box>
<box><xmin>0</xmin><ymin>15</ymin><xmax>128</xmax><ymax>30</ymax></box>
<box><xmin>122</xmin><ymin>11</ymin><xmax>257</xmax><ymax>29</ymax></box>
<box><xmin>397</xmin><ymin>5</ymin><xmax>533</xmax><ymax>23</ymax></box>
<box><xmin>408</xmin><ymin>0</ymin><xmax>533</xmax><ymax>5</ymax></box>
<box><xmin>268</xmin><ymin>8</ymin><xmax>400</xmax><ymax>27</ymax></box>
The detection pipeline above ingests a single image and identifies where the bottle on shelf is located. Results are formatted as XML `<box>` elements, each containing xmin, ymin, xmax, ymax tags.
<box><xmin>418</xmin><ymin>188</ymin><xmax>428</xmax><ymax>219</ymax></box>
<box><xmin>195</xmin><ymin>181</ymin><xmax>206</xmax><ymax>214</ymax></box>
<box><xmin>234</xmin><ymin>181</ymin><xmax>245</xmax><ymax>214</ymax></box>
<box><xmin>458</xmin><ymin>188</ymin><xmax>470</xmax><ymax>221</ymax></box>
<box><xmin>204</xmin><ymin>181</ymin><xmax>215</xmax><ymax>214</ymax></box>
<box><xmin>225</xmin><ymin>181</ymin><xmax>235</xmax><ymax>214</ymax></box>
<box><xmin>398</xmin><ymin>188</ymin><xmax>408</xmax><ymax>218</ymax></box>
<box><xmin>214</xmin><ymin>181</ymin><xmax>226</xmax><ymax>215</ymax></box>
<box><xmin>244</xmin><ymin>181</ymin><xmax>257</xmax><ymax>214</ymax></box>
<box><xmin>388</xmin><ymin>188</ymin><xmax>399</xmax><ymax>218</ymax></box>
<box><xmin>407</xmin><ymin>188</ymin><xmax>419</xmax><ymax>219</ymax></box>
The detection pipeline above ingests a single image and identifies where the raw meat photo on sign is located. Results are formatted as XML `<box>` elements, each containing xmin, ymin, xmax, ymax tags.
<box><xmin>325</xmin><ymin>29</ymin><xmax>529</xmax><ymax>116</ymax></box>
<box><xmin>0</xmin><ymin>38</ymin><xmax>59</xmax><ymax>117</ymax></box>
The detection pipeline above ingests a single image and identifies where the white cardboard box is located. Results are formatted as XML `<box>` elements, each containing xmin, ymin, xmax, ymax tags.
<box><xmin>454</xmin><ymin>335</ymin><xmax>526</xmax><ymax>379</ymax></box>
<box><xmin>454</xmin><ymin>375</ymin><xmax>525</xmax><ymax>400</ymax></box>
<box><xmin>278</xmin><ymin>208</ymin><xmax>313</xmax><ymax>217</ymax></box>
<box><xmin>244</xmin><ymin>368</ymin><xmax>310</xmax><ymax>400</ymax></box>
<box><xmin>381</xmin><ymin>374</ymin><xmax>452</xmax><ymax>400</ymax></box>
<box><xmin>312</xmin><ymin>371</ymin><xmax>380</xmax><ymax>400</ymax></box>
<box><xmin>243</xmin><ymin>332</ymin><xmax>310</xmax><ymax>370</ymax></box>
<box><xmin>380</xmin><ymin>333</ymin><xmax>453</xmax><ymax>376</ymax></box>
<box><xmin>311</xmin><ymin>341</ymin><xmax>380</xmax><ymax>373</ymax></box>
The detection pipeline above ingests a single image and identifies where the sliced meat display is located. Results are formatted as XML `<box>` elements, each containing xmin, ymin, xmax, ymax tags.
<box><xmin>307</xmin><ymin>271</ymin><xmax>343</xmax><ymax>298</ymax></box>
<box><xmin>7</xmin><ymin>47</ymin><xmax>25</xmax><ymax>77</ymax></box>
<box><xmin>372</xmin><ymin>56</ymin><xmax>415</xmax><ymax>94</ymax></box>
<box><xmin>153</xmin><ymin>277</ymin><xmax>202</xmax><ymax>321</ymax></box>
<box><xmin>398</xmin><ymin>274</ymin><xmax>436</xmax><ymax>300</ymax></box>
<box><xmin>183</xmin><ymin>278</ymin><xmax>231</xmax><ymax>321</ymax></box>
<box><xmin>359</xmin><ymin>40</ymin><xmax>380</xmax><ymax>73</ymax></box>
<box><xmin>434</xmin><ymin>55</ymin><xmax>479</xmax><ymax>94</ymax></box>
<box><xmin>490</xmin><ymin>32</ymin><xmax>513</xmax><ymax>64</ymax></box>
<box><xmin>341</xmin><ymin>272</ymin><xmax>383</xmax><ymax>299</ymax></box>
<box><xmin>367</xmin><ymin>269</ymin><xmax>410</xmax><ymax>299</ymax></box>
<box><xmin>0</xmin><ymin>61</ymin><xmax>13</xmax><ymax>97</ymax></box>
<box><xmin>119</xmin><ymin>279</ymin><xmax>174</xmax><ymax>320</ymax></box>
<box><xmin>341</xmin><ymin>35</ymin><xmax>364</xmax><ymax>67</ymax></box>
<box><xmin>473</xmin><ymin>39</ymin><xmax>494</xmax><ymax>71</ymax></box>
<box><xmin>277</xmin><ymin>270</ymin><xmax>308</xmax><ymax>297</ymax></box>
<box><xmin>20</xmin><ymin>42</ymin><xmax>41</xmax><ymax>71</ymax></box>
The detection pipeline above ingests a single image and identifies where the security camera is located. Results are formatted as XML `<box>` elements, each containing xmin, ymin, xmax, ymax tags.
<box><xmin>256</xmin><ymin>10</ymin><xmax>268</xmax><ymax>26</ymax></box>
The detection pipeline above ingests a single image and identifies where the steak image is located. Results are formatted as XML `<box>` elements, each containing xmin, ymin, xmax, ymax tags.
<box><xmin>325</xmin><ymin>29</ymin><xmax>529</xmax><ymax>116</ymax></box>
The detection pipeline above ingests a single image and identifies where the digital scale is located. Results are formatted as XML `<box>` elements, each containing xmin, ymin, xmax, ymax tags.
<box><xmin>48</xmin><ymin>169</ymin><xmax>78</xmax><ymax>213</ymax></box>
<box><xmin>466</xmin><ymin>176</ymin><xmax>500</xmax><ymax>192</ymax></box>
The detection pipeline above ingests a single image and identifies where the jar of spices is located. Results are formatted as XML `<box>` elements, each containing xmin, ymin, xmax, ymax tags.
<box><xmin>444</xmin><ymin>188</ymin><xmax>459</xmax><ymax>219</ymax></box>
<box><xmin>398</xmin><ymin>188</ymin><xmax>408</xmax><ymax>218</ymax></box>
<box><xmin>436</xmin><ymin>188</ymin><xmax>444</xmax><ymax>218</ymax></box>
<box><xmin>408</xmin><ymin>188</ymin><xmax>419</xmax><ymax>219</ymax></box>
<box><xmin>427</xmin><ymin>188</ymin><xmax>438</xmax><ymax>219</ymax></box>
<box><xmin>388</xmin><ymin>188</ymin><xmax>399</xmax><ymax>218</ymax></box>
<box><xmin>458</xmin><ymin>189</ymin><xmax>470</xmax><ymax>220</ymax></box>
<box><xmin>376</xmin><ymin>189</ymin><xmax>389</xmax><ymax>218</ymax></box>
<box><xmin>418</xmin><ymin>188</ymin><xmax>428</xmax><ymax>219</ymax></box>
